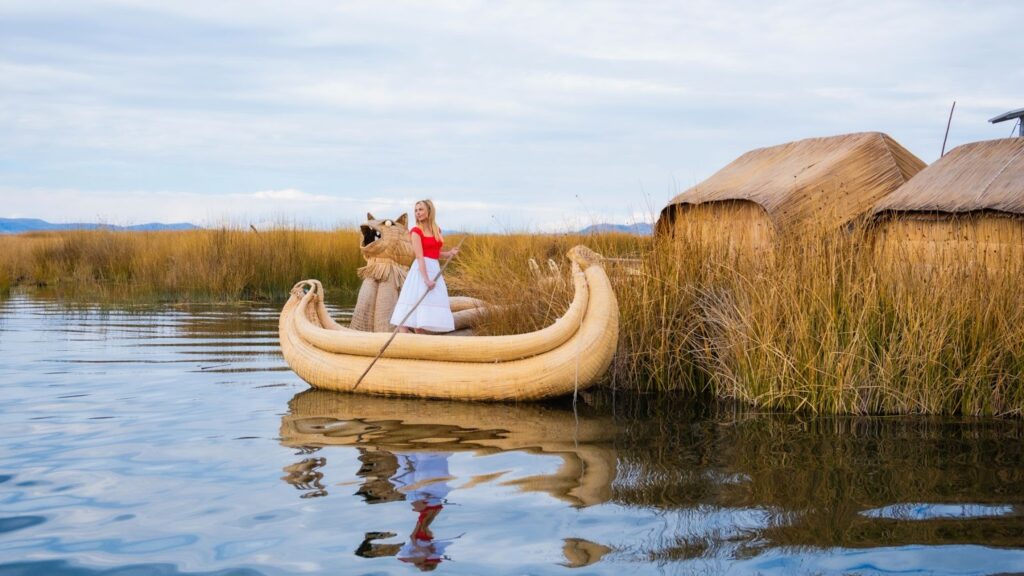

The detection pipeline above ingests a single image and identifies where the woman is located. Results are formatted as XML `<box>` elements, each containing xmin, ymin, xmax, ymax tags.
<box><xmin>391</xmin><ymin>199</ymin><xmax>459</xmax><ymax>334</ymax></box>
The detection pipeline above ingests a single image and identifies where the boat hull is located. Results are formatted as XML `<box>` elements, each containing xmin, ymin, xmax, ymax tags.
<box><xmin>278</xmin><ymin>245</ymin><xmax>619</xmax><ymax>401</ymax></box>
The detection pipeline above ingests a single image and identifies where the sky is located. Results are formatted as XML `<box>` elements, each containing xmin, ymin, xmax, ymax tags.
<box><xmin>1</xmin><ymin>0</ymin><xmax>1021</xmax><ymax>232</ymax></box>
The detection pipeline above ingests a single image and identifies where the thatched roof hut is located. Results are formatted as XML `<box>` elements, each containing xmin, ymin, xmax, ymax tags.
<box><xmin>871</xmin><ymin>138</ymin><xmax>1024</xmax><ymax>270</ymax></box>
<box><xmin>657</xmin><ymin>132</ymin><xmax>926</xmax><ymax>250</ymax></box>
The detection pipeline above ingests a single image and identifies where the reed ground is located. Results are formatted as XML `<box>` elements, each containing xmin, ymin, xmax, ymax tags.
<box><xmin>1</xmin><ymin>225</ymin><xmax>1022</xmax><ymax>416</ymax></box>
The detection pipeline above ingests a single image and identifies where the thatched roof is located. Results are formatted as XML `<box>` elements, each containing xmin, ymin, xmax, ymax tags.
<box><xmin>659</xmin><ymin>132</ymin><xmax>925</xmax><ymax>231</ymax></box>
<box><xmin>872</xmin><ymin>138</ymin><xmax>1024</xmax><ymax>218</ymax></box>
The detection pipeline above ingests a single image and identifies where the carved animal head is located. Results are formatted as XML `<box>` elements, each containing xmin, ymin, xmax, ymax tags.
<box><xmin>360</xmin><ymin>212</ymin><xmax>414</xmax><ymax>265</ymax></box>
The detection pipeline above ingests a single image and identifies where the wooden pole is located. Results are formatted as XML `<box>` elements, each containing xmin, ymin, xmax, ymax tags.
<box><xmin>941</xmin><ymin>100</ymin><xmax>956</xmax><ymax>157</ymax></box>
<box><xmin>352</xmin><ymin>236</ymin><xmax>467</xmax><ymax>390</ymax></box>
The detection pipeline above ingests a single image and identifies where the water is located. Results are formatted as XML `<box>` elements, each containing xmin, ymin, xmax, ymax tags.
<box><xmin>2</xmin><ymin>295</ymin><xmax>1024</xmax><ymax>575</ymax></box>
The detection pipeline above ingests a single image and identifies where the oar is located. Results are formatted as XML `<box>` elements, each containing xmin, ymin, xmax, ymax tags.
<box><xmin>352</xmin><ymin>236</ymin><xmax>467</xmax><ymax>390</ymax></box>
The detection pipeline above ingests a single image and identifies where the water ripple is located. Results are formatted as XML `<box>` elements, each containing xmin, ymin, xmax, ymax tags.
<box><xmin>3</xmin><ymin>295</ymin><xmax>1024</xmax><ymax>575</ymax></box>
<box><xmin>861</xmin><ymin>503</ymin><xmax>1017</xmax><ymax>521</ymax></box>
<box><xmin>0</xmin><ymin>516</ymin><xmax>46</xmax><ymax>535</ymax></box>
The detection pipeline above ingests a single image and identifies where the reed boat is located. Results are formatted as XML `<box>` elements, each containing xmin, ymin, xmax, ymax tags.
<box><xmin>278</xmin><ymin>245</ymin><xmax>619</xmax><ymax>401</ymax></box>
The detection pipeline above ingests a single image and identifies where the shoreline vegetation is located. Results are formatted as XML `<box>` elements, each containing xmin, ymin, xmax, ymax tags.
<box><xmin>0</xmin><ymin>228</ymin><xmax>365</xmax><ymax>302</ymax></box>
<box><xmin>2</xmin><ymin>225</ymin><xmax>1022</xmax><ymax>417</ymax></box>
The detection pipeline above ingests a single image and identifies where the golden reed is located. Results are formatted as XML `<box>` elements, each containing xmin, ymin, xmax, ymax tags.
<box><xmin>0</xmin><ymin>227</ymin><xmax>364</xmax><ymax>301</ymax></box>
<box><xmin>2</xmin><ymin>224</ymin><xmax>1022</xmax><ymax>416</ymax></box>
<box><xmin>448</xmin><ymin>223</ymin><xmax>1024</xmax><ymax>417</ymax></box>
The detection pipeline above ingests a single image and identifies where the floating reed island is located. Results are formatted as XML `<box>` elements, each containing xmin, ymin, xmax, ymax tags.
<box><xmin>871</xmin><ymin>138</ymin><xmax>1024</xmax><ymax>272</ymax></box>
<box><xmin>625</xmin><ymin>132</ymin><xmax>1024</xmax><ymax>417</ymax></box>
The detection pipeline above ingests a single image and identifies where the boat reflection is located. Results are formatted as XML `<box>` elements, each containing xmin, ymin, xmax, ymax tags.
<box><xmin>279</xmin><ymin>390</ymin><xmax>618</xmax><ymax>569</ymax></box>
<box><xmin>279</xmin><ymin>389</ymin><xmax>618</xmax><ymax>508</ymax></box>
<box><xmin>279</xmin><ymin>455</ymin><xmax>326</xmax><ymax>498</ymax></box>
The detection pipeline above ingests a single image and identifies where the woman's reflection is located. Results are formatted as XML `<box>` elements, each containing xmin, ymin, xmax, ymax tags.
<box><xmin>397</xmin><ymin>497</ymin><xmax>449</xmax><ymax>570</ymax></box>
<box><xmin>392</xmin><ymin>452</ymin><xmax>453</xmax><ymax>505</ymax></box>
<box><xmin>394</xmin><ymin>452</ymin><xmax>456</xmax><ymax>569</ymax></box>
<box><xmin>355</xmin><ymin>451</ymin><xmax>458</xmax><ymax>570</ymax></box>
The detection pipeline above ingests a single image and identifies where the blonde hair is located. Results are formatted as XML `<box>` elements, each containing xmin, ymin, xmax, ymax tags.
<box><xmin>416</xmin><ymin>199</ymin><xmax>442</xmax><ymax>241</ymax></box>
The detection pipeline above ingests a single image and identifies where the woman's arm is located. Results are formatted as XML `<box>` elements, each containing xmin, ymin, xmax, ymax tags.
<box><xmin>439</xmin><ymin>246</ymin><xmax>460</xmax><ymax>259</ymax></box>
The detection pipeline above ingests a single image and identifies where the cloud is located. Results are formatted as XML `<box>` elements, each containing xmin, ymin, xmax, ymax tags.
<box><xmin>284</xmin><ymin>80</ymin><xmax>531</xmax><ymax>117</ymax></box>
<box><xmin>0</xmin><ymin>186</ymin><xmax>624</xmax><ymax>232</ymax></box>
<box><xmin>1</xmin><ymin>0</ymin><xmax>1021</xmax><ymax>231</ymax></box>
<box><xmin>524</xmin><ymin>73</ymin><xmax>689</xmax><ymax>99</ymax></box>
<box><xmin>0</xmin><ymin>187</ymin><xmax>348</xmax><ymax>227</ymax></box>
<box><xmin>246</xmin><ymin>189</ymin><xmax>332</xmax><ymax>202</ymax></box>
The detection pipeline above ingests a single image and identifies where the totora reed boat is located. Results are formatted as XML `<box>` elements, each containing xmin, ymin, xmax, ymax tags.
<box><xmin>279</xmin><ymin>245</ymin><xmax>619</xmax><ymax>401</ymax></box>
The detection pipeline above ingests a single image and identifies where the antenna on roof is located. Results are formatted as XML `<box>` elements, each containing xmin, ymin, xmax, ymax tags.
<box><xmin>989</xmin><ymin>107</ymin><xmax>1024</xmax><ymax>137</ymax></box>
<box><xmin>941</xmin><ymin>101</ymin><xmax>956</xmax><ymax>157</ymax></box>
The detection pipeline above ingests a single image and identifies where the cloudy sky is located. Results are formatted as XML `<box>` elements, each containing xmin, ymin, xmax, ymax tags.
<box><xmin>1</xmin><ymin>1</ymin><xmax>1021</xmax><ymax>231</ymax></box>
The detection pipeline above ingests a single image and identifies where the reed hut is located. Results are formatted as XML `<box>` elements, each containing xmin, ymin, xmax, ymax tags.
<box><xmin>871</xmin><ymin>138</ymin><xmax>1024</xmax><ymax>270</ymax></box>
<box><xmin>657</xmin><ymin>132</ymin><xmax>926</xmax><ymax>251</ymax></box>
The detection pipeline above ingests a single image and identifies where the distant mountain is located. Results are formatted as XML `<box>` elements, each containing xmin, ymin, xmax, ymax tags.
<box><xmin>0</xmin><ymin>218</ymin><xmax>200</xmax><ymax>234</ymax></box>
<box><xmin>579</xmin><ymin>223</ymin><xmax>653</xmax><ymax>235</ymax></box>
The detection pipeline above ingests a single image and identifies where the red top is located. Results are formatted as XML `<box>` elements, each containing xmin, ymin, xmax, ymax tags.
<box><xmin>411</xmin><ymin>227</ymin><xmax>442</xmax><ymax>259</ymax></box>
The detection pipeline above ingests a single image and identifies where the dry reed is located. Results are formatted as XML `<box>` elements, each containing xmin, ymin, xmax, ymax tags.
<box><xmin>447</xmin><ymin>232</ymin><xmax>646</xmax><ymax>336</ymax></box>
<box><xmin>450</xmin><ymin>221</ymin><xmax>1024</xmax><ymax>416</ymax></box>
<box><xmin>0</xmin><ymin>268</ymin><xmax>10</xmax><ymax>298</ymax></box>
<box><xmin>0</xmin><ymin>227</ymin><xmax>364</xmax><ymax>302</ymax></box>
<box><xmin>696</xmin><ymin>221</ymin><xmax>1024</xmax><ymax>416</ymax></box>
<box><xmin>3</xmin><ymin>222</ymin><xmax>1022</xmax><ymax>416</ymax></box>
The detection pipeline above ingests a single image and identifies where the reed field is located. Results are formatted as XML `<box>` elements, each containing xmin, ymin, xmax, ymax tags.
<box><xmin>691</xmin><ymin>223</ymin><xmax>1024</xmax><ymax>417</ymax></box>
<box><xmin>0</xmin><ymin>227</ymin><xmax>364</xmax><ymax>301</ymax></box>
<box><xmin>0</xmin><ymin>267</ymin><xmax>10</xmax><ymax>298</ymax></box>
<box><xmin>1</xmin><ymin>224</ymin><xmax>1022</xmax><ymax>416</ymax></box>
<box><xmin>448</xmin><ymin>222</ymin><xmax>1024</xmax><ymax>417</ymax></box>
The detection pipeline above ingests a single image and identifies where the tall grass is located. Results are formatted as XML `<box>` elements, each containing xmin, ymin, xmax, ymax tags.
<box><xmin>0</xmin><ymin>267</ymin><xmax>9</xmax><ymax>298</ymax></box>
<box><xmin>450</xmin><ymin>222</ymin><xmax>1024</xmax><ymax>416</ymax></box>
<box><xmin>636</xmin><ymin>221</ymin><xmax>1024</xmax><ymax>416</ymax></box>
<box><xmin>0</xmin><ymin>227</ymin><xmax>364</xmax><ymax>302</ymax></box>
<box><xmin>697</xmin><ymin>222</ymin><xmax>1024</xmax><ymax>416</ymax></box>
<box><xmin>447</xmin><ymin>232</ymin><xmax>646</xmax><ymax>335</ymax></box>
<box><xmin>3</xmin><ymin>223</ymin><xmax>1022</xmax><ymax>415</ymax></box>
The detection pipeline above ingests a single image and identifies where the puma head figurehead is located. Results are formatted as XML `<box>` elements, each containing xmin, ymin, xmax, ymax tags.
<box><xmin>359</xmin><ymin>212</ymin><xmax>414</xmax><ymax>266</ymax></box>
<box><xmin>352</xmin><ymin>212</ymin><xmax>415</xmax><ymax>332</ymax></box>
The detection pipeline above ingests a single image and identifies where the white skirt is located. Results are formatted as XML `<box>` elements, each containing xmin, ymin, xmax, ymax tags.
<box><xmin>390</xmin><ymin>258</ymin><xmax>455</xmax><ymax>332</ymax></box>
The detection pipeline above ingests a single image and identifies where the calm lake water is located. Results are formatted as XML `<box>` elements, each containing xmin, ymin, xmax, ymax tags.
<box><xmin>2</xmin><ymin>295</ymin><xmax>1024</xmax><ymax>575</ymax></box>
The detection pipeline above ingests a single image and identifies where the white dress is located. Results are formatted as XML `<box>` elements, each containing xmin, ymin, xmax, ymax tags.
<box><xmin>391</xmin><ymin>452</ymin><xmax>453</xmax><ymax>505</ymax></box>
<box><xmin>390</xmin><ymin>256</ymin><xmax>455</xmax><ymax>333</ymax></box>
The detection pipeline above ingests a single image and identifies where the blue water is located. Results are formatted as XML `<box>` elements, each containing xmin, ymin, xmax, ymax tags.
<box><xmin>2</xmin><ymin>295</ymin><xmax>1024</xmax><ymax>575</ymax></box>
